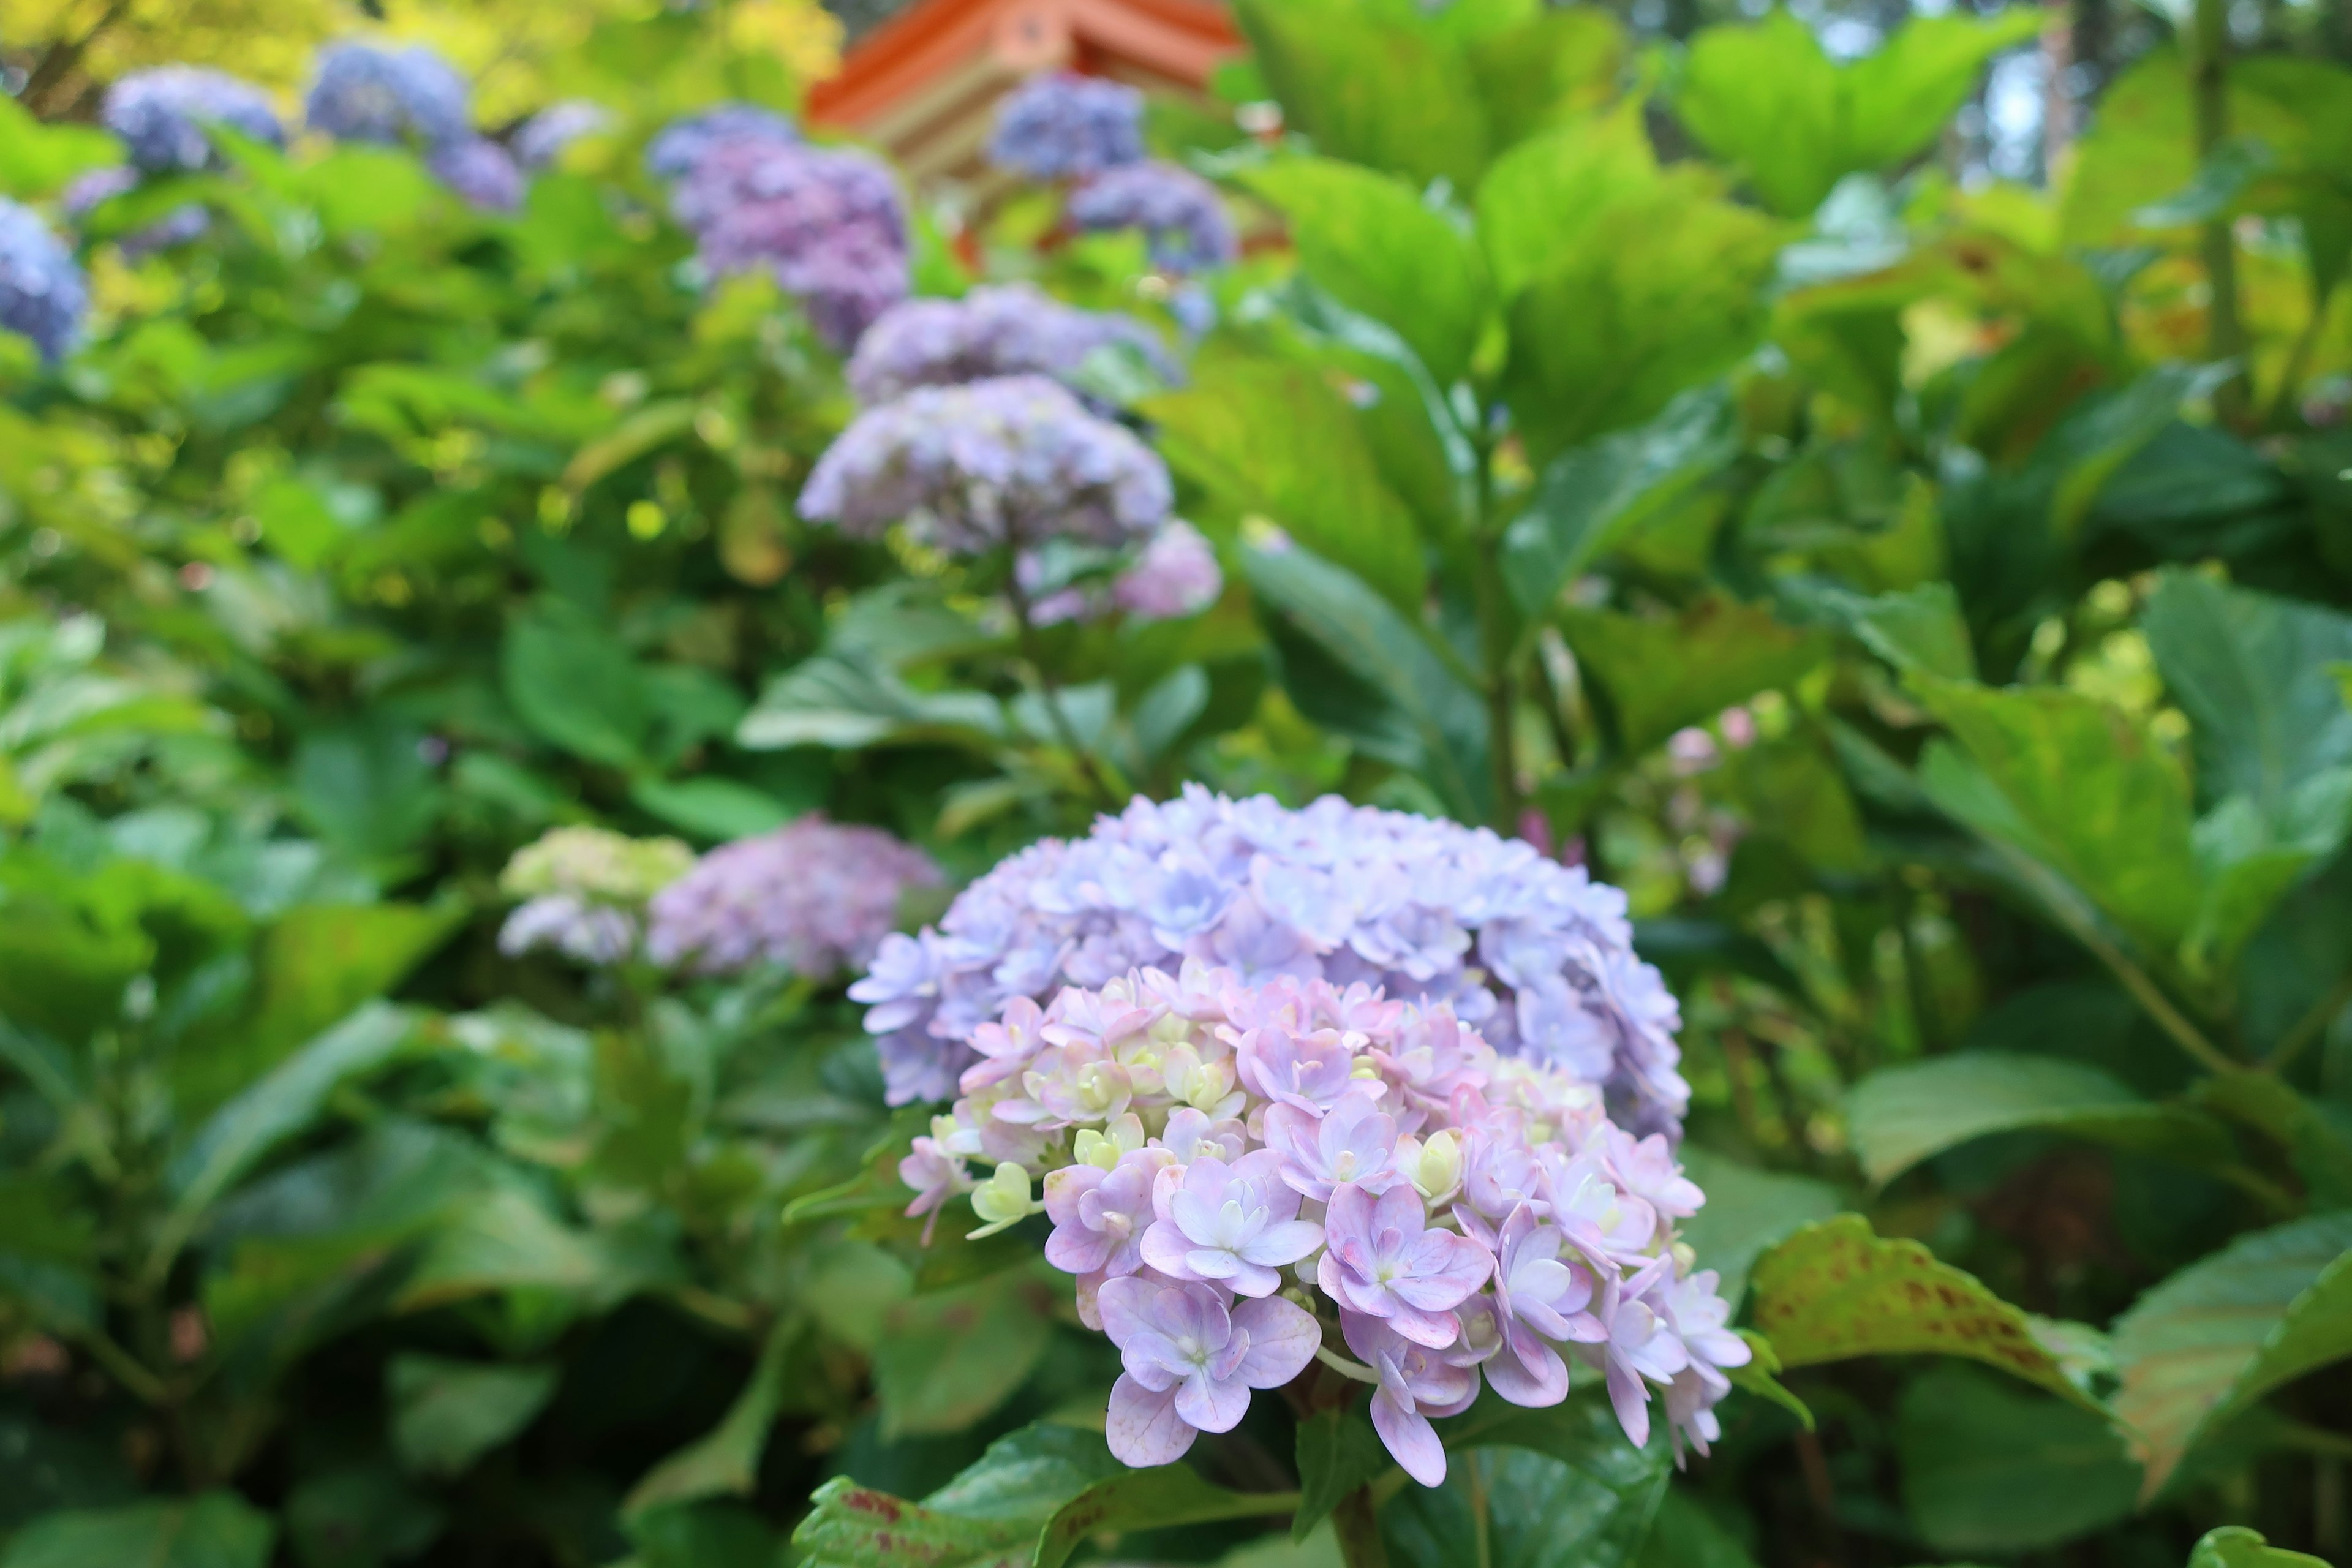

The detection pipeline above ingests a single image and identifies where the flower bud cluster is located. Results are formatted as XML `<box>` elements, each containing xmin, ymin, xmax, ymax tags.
<box><xmin>306</xmin><ymin>42</ymin><xmax>473</xmax><ymax>149</ymax></box>
<box><xmin>644</xmin><ymin>815</ymin><xmax>942</xmax><ymax>979</ymax></box>
<box><xmin>852</xmin><ymin>788</ymin><xmax>1691</xmax><ymax>1135</ymax></box>
<box><xmin>899</xmin><ymin>962</ymin><xmax>1745</xmax><ymax>1479</ymax></box>
<box><xmin>669</xmin><ymin>134</ymin><xmax>907</xmax><ymax>349</ymax></box>
<box><xmin>797</xmin><ymin>374</ymin><xmax>1172</xmax><ymax>556</ymax></box>
<box><xmin>1067</xmin><ymin>162</ymin><xmax>1235</xmax><ymax>275</ymax></box>
<box><xmin>497</xmin><ymin>827</ymin><xmax>695</xmax><ymax>965</ymax></box>
<box><xmin>0</xmin><ymin>198</ymin><xmax>88</xmax><ymax>365</ymax></box>
<box><xmin>987</xmin><ymin>72</ymin><xmax>1147</xmax><ymax>181</ymax></box>
<box><xmin>104</xmin><ymin>67</ymin><xmax>285</xmax><ymax>174</ymax></box>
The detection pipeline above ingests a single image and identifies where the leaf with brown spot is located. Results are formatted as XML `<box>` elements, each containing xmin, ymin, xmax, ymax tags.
<box><xmin>1747</xmin><ymin>1215</ymin><xmax>2110</xmax><ymax>1417</ymax></box>
<box><xmin>1030</xmin><ymin>1467</ymin><xmax>1295</xmax><ymax>1568</ymax></box>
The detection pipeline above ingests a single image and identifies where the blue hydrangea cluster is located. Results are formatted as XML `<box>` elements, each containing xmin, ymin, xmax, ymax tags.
<box><xmin>428</xmin><ymin>138</ymin><xmax>524</xmax><ymax>212</ymax></box>
<box><xmin>103</xmin><ymin>67</ymin><xmax>285</xmax><ymax>173</ymax></box>
<box><xmin>987</xmin><ymin>72</ymin><xmax>1146</xmax><ymax>180</ymax></box>
<box><xmin>798</xmin><ymin>374</ymin><xmax>1173</xmax><ymax>556</ymax></box>
<box><xmin>305</xmin><ymin>41</ymin><xmax>472</xmax><ymax>148</ymax></box>
<box><xmin>514</xmin><ymin>100</ymin><xmax>611</xmax><ymax>170</ymax></box>
<box><xmin>0</xmin><ymin>198</ymin><xmax>89</xmax><ymax>364</ymax></box>
<box><xmin>644</xmin><ymin>102</ymin><xmax>798</xmax><ymax>181</ymax></box>
<box><xmin>62</xmin><ymin>168</ymin><xmax>213</xmax><ymax>257</ymax></box>
<box><xmin>851</xmin><ymin>786</ymin><xmax>1691</xmax><ymax>1135</ymax></box>
<box><xmin>845</xmin><ymin>284</ymin><xmax>1175</xmax><ymax>406</ymax></box>
<box><xmin>1068</xmin><ymin>162</ymin><xmax>1235</xmax><ymax>274</ymax></box>
<box><xmin>671</xmin><ymin>135</ymin><xmax>907</xmax><ymax>349</ymax></box>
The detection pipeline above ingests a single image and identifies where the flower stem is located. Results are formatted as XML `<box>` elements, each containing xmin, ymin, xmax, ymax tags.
<box><xmin>1003</xmin><ymin>571</ymin><xmax>1128</xmax><ymax>809</ymax></box>
<box><xmin>1332</xmin><ymin>1485</ymin><xmax>1390</xmax><ymax>1568</ymax></box>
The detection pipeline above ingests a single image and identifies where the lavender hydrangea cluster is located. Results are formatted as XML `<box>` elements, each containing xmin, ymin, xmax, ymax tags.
<box><xmin>306</xmin><ymin>41</ymin><xmax>472</xmax><ymax>148</ymax></box>
<box><xmin>514</xmin><ymin>100</ymin><xmax>611</xmax><ymax>171</ymax></box>
<box><xmin>799</xmin><ymin>374</ymin><xmax>1172</xmax><ymax>555</ymax></box>
<box><xmin>0</xmin><ymin>199</ymin><xmax>88</xmax><ymax>365</ymax></box>
<box><xmin>1022</xmin><ymin>518</ymin><xmax>1223</xmax><ymax>627</ymax></box>
<box><xmin>498</xmin><ymin>826</ymin><xmax>695</xmax><ymax>965</ymax></box>
<box><xmin>646</xmin><ymin>815</ymin><xmax>943</xmax><ymax>979</ymax></box>
<box><xmin>1068</xmin><ymin>162</ymin><xmax>1235</xmax><ymax>274</ymax></box>
<box><xmin>987</xmin><ymin>72</ymin><xmax>1146</xmax><ymax>181</ymax></box>
<box><xmin>670</xmin><ymin>136</ymin><xmax>907</xmax><ymax>349</ymax></box>
<box><xmin>846</xmin><ymin>284</ymin><xmax>1176</xmax><ymax>406</ymax></box>
<box><xmin>428</xmin><ymin>138</ymin><xmax>524</xmax><ymax>212</ymax></box>
<box><xmin>644</xmin><ymin>103</ymin><xmax>799</xmax><ymax>182</ymax></box>
<box><xmin>104</xmin><ymin>67</ymin><xmax>284</xmax><ymax>173</ymax></box>
<box><xmin>899</xmin><ymin>963</ymin><xmax>1746</xmax><ymax>1476</ymax></box>
<box><xmin>851</xmin><ymin>788</ymin><xmax>1691</xmax><ymax>1135</ymax></box>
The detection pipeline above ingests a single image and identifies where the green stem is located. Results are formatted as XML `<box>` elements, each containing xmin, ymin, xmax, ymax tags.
<box><xmin>2267</xmin><ymin>971</ymin><xmax>2352</xmax><ymax>1074</ymax></box>
<box><xmin>1471</xmin><ymin>539</ymin><xmax>1521</xmax><ymax>834</ymax></box>
<box><xmin>2189</xmin><ymin>0</ymin><xmax>2250</xmax><ymax>425</ymax></box>
<box><xmin>72</xmin><ymin>1326</ymin><xmax>168</xmax><ymax>1407</ymax></box>
<box><xmin>1331</xmin><ymin>1485</ymin><xmax>1390</xmax><ymax>1568</ymax></box>
<box><xmin>1003</xmin><ymin>572</ymin><xmax>1128</xmax><ymax>810</ymax></box>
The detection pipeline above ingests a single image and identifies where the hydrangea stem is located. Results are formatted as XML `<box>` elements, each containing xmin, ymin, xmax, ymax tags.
<box><xmin>1004</xmin><ymin>568</ymin><xmax>1128</xmax><ymax>808</ymax></box>
<box><xmin>2188</xmin><ymin>0</ymin><xmax>2248</xmax><ymax>425</ymax></box>
<box><xmin>1332</xmin><ymin>1486</ymin><xmax>1390</xmax><ymax>1568</ymax></box>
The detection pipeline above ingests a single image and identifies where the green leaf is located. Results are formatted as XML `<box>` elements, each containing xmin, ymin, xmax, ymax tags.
<box><xmin>1727</xmin><ymin>1330</ymin><xmax>1814</xmax><ymax>1431</ymax></box>
<box><xmin>388</xmin><ymin>1355</ymin><xmax>559</xmax><ymax>1478</ymax></box>
<box><xmin>1674</xmin><ymin>9</ymin><xmax>2043</xmax><ymax>217</ymax></box>
<box><xmin>1243</xmin><ymin>543</ymin><xmax>1491</xmax><ymax>824</ymax></box>
<box><xmin>1838</xmin><ymin>583</ymin><xmax>1978</xmax><ymax>680</ymax></box>
<box><xmin>1559</xmin><ymin>596</ymin><xmax>1830</xmax><ymax>758</ymax></box>
<box><xmin>1392</xmin><ymin>1392</ymin><xmax>1673</xmax><ymax>1568</ymax></box>
<box><xmin>923</xmin><ymin>1425</ymin><xmax>1126</xmax><ymax>1522</ymax></box>
<box><xmin>1145</xmin><ymin>358</ymin><xmax>1425</xmax><ymax>610</ymax></box>
<box><xmin>624</xmin><ymin>1317</ymin><xmax>799</xmax><ymax>1514</ymax></box>
<box><xmin>737</xmin><ymin>651</ymin><xmax>1005</xmax><ymax>752</ymax></box>
<box><xmin>625</xmin><ymin>1501</ymin><xmax>779</xmax><ymax>1568</ymax></box>
<box><xmin>0</xmin><ymin>95</ymin><xmax>121</xmax><ymax>200</ymax></box>
<box><xmin>1033</xmin><ymin>1467</ymin><xmax>1296</xmax><ymax>1568</ymax></box>
<box><xmin>2188</xmin><ymin>1527</ymin><xmax>2335</xmax><ymax>1568</ymax></box>
<box><xmin>1474</xmin><ymin>111</ymin><xmax>1664</xmax><ymax>304</ymax></box>
<box><xmin>1235</xmin><ymin>0</ymin><xmax>1489</xmax><ymax>190</ymax></box>
<box><xmin>1845</xmin><ymin>1053</ymin><xmax>2234</xmax><ymax>1186</ymax></box>
<box><xmin>503</xmin><ymin>599</ymin><xmax>652</xmax><ymax>769</ymax></box>
<box><xmin>1635</xmin><ymin>1491</ymin><xmax>1758</xmax><ymax>1568</ymax></box>
<box><xmin>1241</xmin><ymin>159</ymin><xmax>1490</xmax><ymax>387</ymax></box>
<box><xmin>1747</xmin><ymin>1214</ymin><xmax>2110</xmax><ymax>1415</ymax></box>
<box><xmin>1913</xmin><ymin>679</ymin><xmax>2203</xmax><ymax>957</ymax></box>
<box><xmin>2143</xmin><ymin>572</ymin><xmax>2352</xmax><ymax>817</ymax></box>
<box><xmin>0</xmin><ymin>1491</ymin><xmax>276</xmax><ymax>1568</ymax></box>
<box><xmin>793</xmin><ymin>1479</ymin><xmax>1031</xmax><ymax>1568</ymax></box>
<box><xmin>627</xmin><ymin>776</ymin><xmax>794</xmax><ymax>841</ymax></box>
<box><xmin>2194</xmin><ymin>1074</ymin><xmax>2352</xmax><ymax>1210</ymax></box>
<box><xmin>394</xmin><ymin>1185</ymin><xmax>668</xmax><ymax>1312</ymax></box>
<box><xmin>872</xmin><ymin>1270</ymin><xmax>1055</xmax><ymax>1440</ymax></box>
<box><xmin>1897</xmin><ymin>1364</ymin><xmax>2139</xmax><ymax>1555</ymax></box>
<box><xmin>284</xmin><ymin>1461</ymin><xmax>445</xmax><ymax>1568</ymax></box>
<box><xmin>1294</xmin><ymin>1405</ymin><xmax>1394</xmax><ymax>1541</ymax></box>
<box><xmin>1501</xmin><ymin>389</ymin><xmax>1739</xmax><ymax>624</ymax></box>
<box><xmin>1675</xmin><ymin>1148</ymin><xmax>1841</xmax><ymax>1310</ymax></box>
<box><xmin>1463</xmin><ymin>9</ymin><xmax>1629</xmax><ymax>152</ymax></box>
<box><xmin>2111</xmin><ymin>1210</ymin><xmax>2352</xmax><ymax>1498</ymax></box>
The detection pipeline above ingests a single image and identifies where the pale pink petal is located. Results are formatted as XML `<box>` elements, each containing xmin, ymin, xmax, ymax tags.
<box><xmin>1606</xmin><ymin>1359</ymin><xmax>1651</xmax><ymax>1449</ymax></box>
<box><xmin>1237</xmin><ymin>1218</ymin><xmax>1324</xmax><ymax>1267</ymax></box>
<box><xmin>1108</xmin><ymin>1374</ymin><xmax>1197</xmax><ymax>1466</ymax></box>
<box><xmin>1370</xmin><ymin>1387</ymin><xmax>1448</xmax><ymax>1487</ymax></box>
<box><xmin>1096</xmin><ymin>1275</ymin><xmax>1156</xmax><ymax>1344</ymax></box>
<box><xmin>1175</xmin><ymin>1366</ymin><xmax>1253</xmax><ymax>1433</ymax></box>
<box><xmin>1483</xmin><ymin>1333</ymin><xmax>1568</xmax><ymax>1407</ymax></box>
<box><xmin>1231</xmin><ymin>1296</ymin><xmax>1321</xmax><ymax>1387</ymax></box>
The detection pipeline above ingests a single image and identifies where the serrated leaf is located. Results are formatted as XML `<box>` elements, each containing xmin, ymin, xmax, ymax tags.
<box><xmin>1747</xmin><ymin>1215</ymin><xmax>2109</xmax><ymax>1415</ymax></box>
<box><xmin>1674</xmin><ymin>1149</ymin><xmax>1841</xmax><ymax>1311</ymax></box>
<box><xmin>873</xmin><ymin>1271</ymin><xmax>1055</xmax><ymax>1440</ymax></box>
<box><xmin>2112</xmin><ymin>1211</ymin><xmax>2352</xmax><ymax>1498</ymax></box>
<box><xmin>1727</xmin><ymin>1330</ymin><xmax>1814</xmax><ymax>1431</ymax></box>
<box><xmin>1392</xmin><ymin>1392</ymin><xmax>1673</xmax><ymax>1568</ymax></box>
<box><xmin>1846</xmin><ymin>1053</ymin><xmax>2234</xmax><ymax>1186</ymax></box>
<box><xmin>793</xmin><ymin>1478</ymin><xmax>1032</xmax><ymax>1568</ymax></box>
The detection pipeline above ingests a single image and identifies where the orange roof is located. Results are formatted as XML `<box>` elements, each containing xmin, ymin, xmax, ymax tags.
<box><xmin>807</xmin><ymin>0</ymin><xmax>1241</xmax><ymax>184</ymax></box>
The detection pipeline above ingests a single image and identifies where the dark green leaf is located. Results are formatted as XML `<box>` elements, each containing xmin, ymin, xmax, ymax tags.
<box><xmin>627</xmin><ymin>776</ymin><xmax>794</xmax><ymax>841</ymax></box>
<box><xmin>284</xmin><ymin>1461</ymin><xmax>443</xmax><ymax>1568</ymax></box>
<box><xmin>502</xmin><ymin>600</ymin><xmax>651</xmax><ymax>769</ymax></box>
<box><xmin>1559</xmin><ymin>597</ymin><xmax>1830</xmax><ymax>758</ymax></box>
<box><xmin>1391</xmin><ymin>1392</ymin><xmax>1673</xmax><ymax>1568</ymax></box>
<box><xmin>1898</xmin><ymin>1364</ymin><xmax>2139</xmax><ymax>1554</ymax></box>
<box><xmin>0</xmin><ymin>1491</ymin><xmax>275</xmax><ymax>1568</ymax></box>
<box><xmin>388</xmin><ymin>1355</ymin><xmax>559</xmax><ymax>1478</ymax></box>
<box><xmin>624</xmin><ymin>1317</ymin><xmax>800</xmax><ymax>1514</ymax></box>
<box><xmin>872</xmin><ymin>1271</ymin><xmax>1055</xmax><ymax>1440</ymax></box>
<box><xmin>1033</xmin><ymin>1467</ymin><xmax>1295</xmax><ymax>1568</ymax></box>
<box><xmin>1294</xmin><ymin>1404</ymin><xmax>1393</xmax><ymax>1541</ymax></box>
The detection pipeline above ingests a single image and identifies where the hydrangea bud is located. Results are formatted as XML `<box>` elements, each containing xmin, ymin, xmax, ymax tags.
<box><xmin>104</xmin><ymin>67</ymin><xmax>285</xmax><ymax>174</ymax></box>
<box><xmin>987</xmin><ymin>72</ymin><xmax>1145</xmax><ymax>181</ymax></box>
<box><xmin>0</xmin><ymin>198</ymin><xmax>89</xmax><ymax>365</ymax></box>
<box><xmin>1068</xmin><ymin>162</ymin><xmax>1235</xmax><ymax>274</ymax></box>
<box><xmin>644</xmin><ymin>815</ymin><xmax>942</xmax><ymax>979</ymax></box>
<box><xmin>903</xmin><ymin>960</ymin><xmax>1746</xmax><ymax>1477</ymax></box>
<box><xmin>306</xmin><ymin>41</ymin><xmax>473</xmax><ymax>148</ymax></box>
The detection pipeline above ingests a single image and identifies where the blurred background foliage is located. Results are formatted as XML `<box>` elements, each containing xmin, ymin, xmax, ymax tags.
<box><xmin>2</xmin><ymin>0</ymin><xmax>2351</xmax><ymax>1564</ymax></box>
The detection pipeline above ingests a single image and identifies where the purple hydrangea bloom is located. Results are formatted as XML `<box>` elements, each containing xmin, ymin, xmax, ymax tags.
<box><xmin>1045</xmin><ymin>1145</ymin><xmax>1169</xmax><ymax>1278</ymax></box>
<box><xmin>428</xmin><ymin>137</ymin><xmax>524</xmax><ymax>212</ymax></box>
<box><xmin>1099</xmin><ymin>1275</ymin><xmax>1319</xmax><ymax>1467</ymax></box>
<box><xmin>1343</xmin><ymin>1309</ymin><xmax>1480</xmax><ymax>1486</ymax></box>
<box><xmin>1319</xmin><ymin>1181</ymin><xmax>1493</xmax><ymax>1346</ymax></box>
<box><xmin>497</xmin><ymin>826</ymin><xmax>694</xmax><ymax>966</ymax></box>
<box><xmin>104</xmin><ymin>67</ymin><xmax>285</xmax><ymax>173</ymax></box>
<box><xmin>671</xmin><ymin>136</ymin><xmax>907</xmax><ymax>349</ymax></box>
<box><xmin>1068</xmin><ymin>161</ymin><xmax>1235</xmax><ymax>274</ymax></box>
<box><xmin>851</xmin><ymin>786</ymin><xmax>1691</xmax><ymax>1134</ymax></box>
<box><xmin>798</xmin><ymin>374</ymin><xmax>1174</xmax><ymax>556</ymax></box>
<box><xmin>988</xmin><ymin>72</ymin><xmax>1145</xmax><ymax>181</ymax></box>
<box><xmin>1140</xmin><ymin>1148</ymin><xmax>1322</xmax><ymax>1297</ymax></box>
<box><xmin>514</xmin><ymin>100</ymin><xmax>611</xmax><ymax>170</ymax></box>
<box><xmin>645</xmin><ymin>815</ymin><xmax>943</xmax><ymax>979</ymax></box>
<box><xmin>1264</xmin><ymin>1088</ymin><xmax>1401</xmax><ymax>1203</ymax></box>
<box><xmin>644</xmin><ymin>102</ymin><xmax>799</xmax><ymax>181</ymax></box>
<box><xmin>1112</xmin><ymin>520</ymin><xmax>1221</xmax><ymax>619</ymax></box>
<box><xmin>306</xmin><ymin>41</ymin><xmax>472</xmax><ymax>148</ymax></box>
<box><xmin>846</xmin><ymin>284</ymin><xmax>1175</xmax><ymax>406</ymax></box>
<box><xmin>0</xmin><ymin>198</ymin><xmax>88</xmax><ymax>364</ymax></box>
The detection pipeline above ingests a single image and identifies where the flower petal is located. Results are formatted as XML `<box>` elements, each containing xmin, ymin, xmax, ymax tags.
<box><xmin>1369</xmin><ymin>1386</ymin><xmax>1448</xmax><ymax>1487</ymax></box>
<box><xmin>1107</xmin><ymin>1374</ymin><xmax>1198</xmax><ymax>1466</ymax></box>
<box><xmin>1231</xmin><ymin>1295</ymin><xmax>1321</xmax><ymax>1388</ymax></box>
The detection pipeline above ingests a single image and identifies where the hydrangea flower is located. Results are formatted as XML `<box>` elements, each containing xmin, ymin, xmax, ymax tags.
<box><xmin>1019</xmin><ymin>519</ymin><xmax>1222</xmax><ymax>628</ymax></box>
<box><xmin>427</xmin><ymin>138</ymin><xmax>523</xmax><ymax>211</ymax></box>
<box><xmin>671</xmin><ymin>136</ymin><xmax>906</xmax><ymax>348</ymax></box>
<box><xmin>514</xmin><ymin>100</ymin><xmax>611</xmax><ymax>170</ymax></box>
<box><xmin>0</xmin><ymin>199</ymin><xmax>88</xmax><ymax>364</ymax></box>
<box><xmin>497</xmin><ymin>826</ymin><xmax>695</xmax><ymax>965</ymax></box>
<box><xmin>799</xmin><ymin>374</ymin><xmax>1173</xmax><ymax>556</ymax></box>
<box><xmin>1068</xmin><ymin>162</ymin><xmax>1235</xmax><ymax>274</ymax></box>
<box><xmin>988</xmin><ymin>72</ymin><xmax>1145</xmax><ymax>181</ymax></box>
<box><xmin>645</xmin><ymin>815</ymin><xmax>942</xmax><ymax>979</ymax></box>
<box><xmin>846</xmin><ymin>284</ymin><xmax>1175</xmax><ymax>407</ymax></box>
<box><xmin>104</xmin><ymin>67</ymin><xmax>285</xmax><ymax>173</ymax></box>
<box><xmin>644</xmin><ymin>102</ymin><xmax>799</xmax><ymax>181</ymax></box>
<box><xmin>62</xmin><ymin>167</ymin><xmax>213</xmax><ymax>257</ymax></box>
<box><xmin>851</xmin><ymin>787</ymin><xmax>1692</xmax><ymax>1134</ymax></box>
<box><xmin>902</xmin><ymin>962</ymin><xmax>1745</xmax><ymax>1479</ymax></box>
<box><xmin>306</xmin><ymin>42</ymin><xmax>473</xmax><ymax>148</ymax></box>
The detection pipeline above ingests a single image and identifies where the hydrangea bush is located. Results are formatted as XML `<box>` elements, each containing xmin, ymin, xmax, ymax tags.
<box><xmin>1067</xmin><ymin>161</ymin><xmax>1237</xmax><ymax>274</ymax></box>
<box><xmin>102</xmin><ymin>67</ymin><xmax>284</xmax><ymax>173</ymax></box>
<box><xmin>670</xmin><ymin>134</ymin><xmax>907</xmax><ymax>348</ymax></box>
<box><xmin>898</xmin><ymin>959</ymin><xmax>1744</xmax><ymax>1477</ymax></box>
<box><xmin>304</xmin><ymin>40</ymin><xmax>473</xmax><ymax>148</ymax></box>
<box><xmin>854</xmin><ymin>788</ymin><xmax>1689</xmax><ymax>1133</ymax></box>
